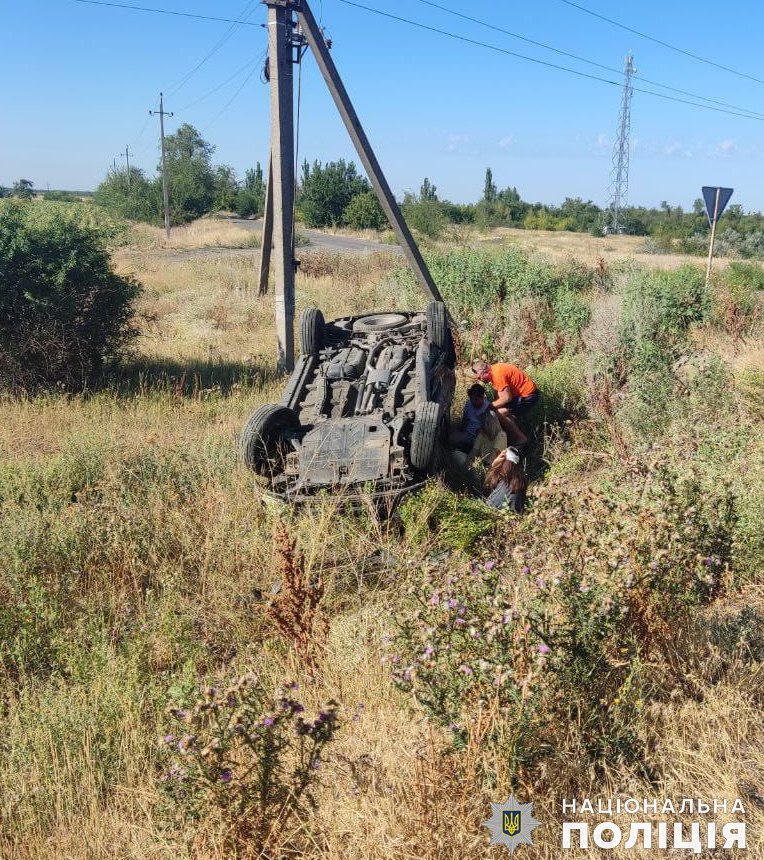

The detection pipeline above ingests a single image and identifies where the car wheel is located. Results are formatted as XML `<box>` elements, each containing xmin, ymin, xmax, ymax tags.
<box><xmin>410</xmin><ymin>401</ymin><xmax>440</xmax><ymax>472</ymax></box>
<box><xmin>240</xmin><ymin>404</ymin><xmax>300</xmax><ymax>476</ymax></box>
<box><xmin>425</xmin><ymin>301</ymin><xmax>448</xmax><ymax>350</ymax></box>
<box><xmin>352</xmin><ymin>313</ymin><xmax>408</xmax><ymax>333</ymax></box>
<box><xmin>299</xmin><ymin>307</ymin><xmax>324</xmax><ymax>356</ymax></box>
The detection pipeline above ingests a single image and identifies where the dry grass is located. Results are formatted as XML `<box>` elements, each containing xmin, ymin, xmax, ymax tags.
<box><xmin>130</xmin><ymin>218</ymin><xmax>261</xmax><ymax>251</ymax></box>
<box><xmin>481</xmin><ymin>225</ymin><xmax>727</xmax><ymax>272</ymax></box>
<box><xmin>1</xmin><ymin>222</ymin><xmax>762</xmax><ymax>859</ymax></box>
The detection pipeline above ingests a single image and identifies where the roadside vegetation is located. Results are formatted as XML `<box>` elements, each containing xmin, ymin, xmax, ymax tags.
<box><xmin>0</xmin><ymin>202</ymin><xmax>762</xmax><ymax>858</ymax></box>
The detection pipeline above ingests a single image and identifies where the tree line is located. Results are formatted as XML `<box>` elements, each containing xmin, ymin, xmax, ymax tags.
<box><xmin>12</xmin><ymin>122</ymin><xmax>762</xmax><ymax>256</ymax></box>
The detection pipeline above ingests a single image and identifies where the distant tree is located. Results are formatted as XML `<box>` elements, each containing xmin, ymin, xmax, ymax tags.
<box><xmin>692</xmin><ymin>198</ymin><xmax>706</xmax><ymax>218</ymax></box>
<box><xmin>483</xmin><ymin>168</ymin><xmax>497</xmax><ymax>204</ymax></box>
<box><xmin>299</xmin><ymin>159</ymin><xmax>369</xmax><ymax>228</ymax></box>
<box><xmin>213</xmin><ymin>164</ymin><xmax>238</xmax><ymax>211</ymax></box>
<box><xmin>401</xmin><ymin>191</ymin><xmax>447</xmax><ymax>239</ymax></box>
<box><xmin>163</xmin><ymin>123</ymin><xmax>216</xmax><ymax>222</ymax></box>
<box><xmin>235</xmin><ymin>163</ymin><xmax>267</xmax><ymax>218</ymax></box>
<box><xmin>419</xmin><ymin>178</ymin><xmax>438</xmax><ymax>202</ymax></box>
<box><xmin>12</xmin><ymin>179</ymin><xmax>34</xmax><ymax>199</ymax></box>
<box><xmin>44</xmin><ymin>190</ymin><xmax>79</xmax><ymax>202</ymax></box>
<box><xmin>94</xmin><ymin>167</ymin><xmax>159</xmax><ymax>223</ymax></box>
<box><xmin>0</xmin><ymin>186</ymin><xmax>8</xmax><ymax>199</ymax></box>
<box><xmin>343</xmin><ymin>190</ymin><xmax>387</xmax><ymax>230</ymax></box>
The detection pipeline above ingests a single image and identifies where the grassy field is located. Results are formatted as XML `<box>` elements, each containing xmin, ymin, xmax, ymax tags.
<box><xmin>1</xmin><ymin>219</ymin><xmax>763</xmax><ymax>858</ymax></box>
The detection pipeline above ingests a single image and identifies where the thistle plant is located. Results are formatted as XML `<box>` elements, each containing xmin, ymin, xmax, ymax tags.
<box><xmin>159</xmin><ymin>675</ymin><xmax>340</xmax><ymax>857</ymax></box>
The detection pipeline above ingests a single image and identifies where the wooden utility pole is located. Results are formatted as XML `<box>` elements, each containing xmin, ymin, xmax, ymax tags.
<box><xmin>265</xmin><ymin>1</ymin><xmax>296</xmax><ymax>371</ymax></box>
<box><xmin>120</xmin><ymin>145</ymin><xmax>131</xmax><ymax>189</ymax></box>
<box><xmin>296</xmin><ymin>0</ymin><xmax>444</xmax><ymax>304</ymax></box>
<box><xmin>150</xmin><ymin>93</ymin><xmax>173</xmax><ymax>240</ymax></box>
<box><xmin>258</xmin><ymin>156</ymin><xmax>274</xmax><ymax>296</ymax></box>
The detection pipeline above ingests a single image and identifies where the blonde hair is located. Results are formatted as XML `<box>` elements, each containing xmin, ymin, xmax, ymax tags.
<box><xmin>480</xmin><ymin>410</ymin><xmax>501</xmax><ymax>440</ymax></box>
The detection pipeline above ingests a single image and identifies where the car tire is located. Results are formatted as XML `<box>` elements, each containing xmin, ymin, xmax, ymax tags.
<box><xmin>425</xmin><ymin>301</ymin><xmax>448</xmax><ymax>350</ymax></box>
<box><xmin>352</xmin><ymin>313</ymin><xmax>408</xmax><ymax>333</ymax></box>
<box><xmin>240</xmin><ymin>404</ymin><xmax>300</xmax><ymax>476</ymax></box>
<box><xmin>410</xmin><ymin>401</ymin><xmax>440</xmax><ymax>472</ymax></box>
<box><xmin>299</xmin><ymin>307</ymin><xmax>324</xmax><ymax>356</ymax></box>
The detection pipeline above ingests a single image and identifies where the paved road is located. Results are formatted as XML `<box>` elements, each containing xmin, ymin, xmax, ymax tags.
<box><xmin>230</xmin><ymin>218</ymin><xmax>403</xmax><ymax>256</ymax></box>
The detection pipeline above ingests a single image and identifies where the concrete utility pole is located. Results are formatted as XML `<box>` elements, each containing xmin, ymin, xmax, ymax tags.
<box><xmin>257</xmin><ymin>157</ymin><xmax>274</xmax><ymax>297</ymax></box>
<box><xmin>120</xmin><ymin>145</ymin><xmax>131</xmax><ymax>189</ymax></box>
<box><xmin>265</xmin><ymin>0</ymin><xmax>297</xmax><ymax>371</ymax></box>
<box><xmin>150</xmin><ymin>93</ymin><xmax>173</xmax><ymax>239</ymax></box>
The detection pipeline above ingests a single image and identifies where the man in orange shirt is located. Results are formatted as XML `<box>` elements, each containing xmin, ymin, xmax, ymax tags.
<box><xmin>471</xmin><ymin>360</ymin><xmax>539</xmax><ymax>448</ymax></box>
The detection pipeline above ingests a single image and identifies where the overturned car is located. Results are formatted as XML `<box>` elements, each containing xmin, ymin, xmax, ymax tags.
<box><xmin>240</xmin><ymin>301</ymin><xmax>455</xmax><ymax>501</ymax></box>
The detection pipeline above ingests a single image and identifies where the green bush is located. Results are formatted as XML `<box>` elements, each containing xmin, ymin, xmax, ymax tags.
<box><xmin>389</xmin><ymin>459</ymin><xmax>736</xmax><ymax>782</ymax></box>
<box><xmin>342</xmin><ymin>190</ymin><xmax>387</xmax><ymax>230</ymax></box>
<box><xmin>0</xmin><ymin>200</ymin><xmax>141</xmax><ymax>390</ymax></box>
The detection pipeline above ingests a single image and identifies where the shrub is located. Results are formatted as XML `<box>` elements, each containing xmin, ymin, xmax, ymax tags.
<box><xmin>160</xmin><ymin>677</ymin><xmax>340</xmax><ymax>856</ymax></box>
<box><xmin>389</xmin><ymin>460</ymin><xmax>735</xmax><ymax>784</ymax></box>
<box><xmin>342</xmin><ymin>190</ymin><xmax>387</xmax><ymax>230</ymax></box>
<box><xmin>0</xmin><ymin>200</ymin><xmax>141</xmax><ymax>390</ymax></box>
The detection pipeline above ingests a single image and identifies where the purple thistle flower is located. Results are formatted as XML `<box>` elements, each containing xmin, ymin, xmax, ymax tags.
<box><xmin>447</xmin><ymin>598</ymin><xmax>458</xmax><ymax>610</ymax></box>
<box><xmin>484</xmin><ymin>560</ymin><xmax>496</xmax><ymax>571</ymax></box>
<box><xmin>430</xmin><ymin>592</ymin><xmax>440</xmax><ymax>607</ymax></box>
<box><xmin>521</xmin><ymin>565</ymin><xmax>531</xmax><ymax>575</ymax></box>
<box><xmin>459</xmin><ymin>664</ymin><xmax>473</xmax><ymax>676</ymax></box>
<box><xmin>423</xmin><ymin>644</ymin><xmax>435</xmax><ymax>659</ymax></box>
<box><xmin>391</xmin><ymin>654</ymin><xmax>400</xmax><ymax>664</ymax></box>
<box><xmin>163</xmin><ymin>734</ymin><xmax>175</xmax><ymax>745</ymax></box>
<box><xmin>703</xmin><ymin>557</ymin><xmax>713</xmax><ymax>566</ymax></box>
<box><xmin>538</xmin><ymin>643</ymin><xmax>551</xmax><ymax>655</ymax></box>
<box><xmin>402</xmin><ymin>668</ymin><xmax>413</xmax><ymax>682</ymax></box>
<box><xmin>263</xmin><ymin>717</ymin><xmax>275</xmax><ymax>727</ymax></box>
<box><xmin>219</xmin><ymin>769</ymin><xmax>233</xmax><ymax>783</ymax></box>
<box><xmin>454</xmin><ymin>618</ymin><xmax>466</xmax><ymax>627</ymax></box>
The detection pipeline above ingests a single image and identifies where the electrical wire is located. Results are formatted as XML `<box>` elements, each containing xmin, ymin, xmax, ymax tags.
<box><xmin>556</xmin><ymin>0</ymin><xmax>764</xmax><ymax>87</ymax></box>
<box><xmin>178</xmin><ymin>53</ymin><xmax>264</xmax><ymax>112</ymax></box>
<box><xmin>72</xmin><ymin>0</ymin><xmax>262</xmax><ymax>27</ymax></box>
<box><xmin>337</xmin><ymin>0</ymin><xmax>764</xmax><ymax>121</ymax></box>
<box><xmin>167</xmin><ymin>0</ymin><xmax>259</xmax><ymax>96</ymax></box>
<box><xmin>411</xmin><ymin>0</ymin><xmax>764</xmax><ymax>120</ymax></box>
<box><xmin>204</xmin><ymin>61</ymin><xmax>261</xmax><ymax>132</ymax></box>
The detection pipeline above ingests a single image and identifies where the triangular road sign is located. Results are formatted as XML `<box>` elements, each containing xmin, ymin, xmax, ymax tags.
<box><xmin>702</xmin><ymin>186</ymin><xmax>734</xmax><ymax>226</ymax></box>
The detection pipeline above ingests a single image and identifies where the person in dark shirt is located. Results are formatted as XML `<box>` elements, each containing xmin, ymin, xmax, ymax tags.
<box><xmin>451</xmin><ymin>383</ymin><xmax>489</xmax><ymax>453</ymax></box>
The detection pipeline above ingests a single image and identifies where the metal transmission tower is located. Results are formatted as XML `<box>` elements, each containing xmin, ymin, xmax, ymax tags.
<box><xmin>604</xmin><ymin>54</ymin><xmax>635</xmax><ymax>235</ymax></box>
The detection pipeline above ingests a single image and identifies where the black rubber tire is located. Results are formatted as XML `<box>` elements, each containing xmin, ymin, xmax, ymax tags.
<box><xmin>352</xmin><ymin>313</ymin><xmax>408</xmax><ymax>333</ymax></box>
<box><xmin>425</xmin><ymin>301</ymin><xmax>448</xmax><ymax>350</ymax></box>
<box><xmin>410</xmin><ymin>401</ymin><xmax>440</xmax><ymax>472</ymax></box>
<box><xmin>299</xmin><ymin>307</ymin><xmax>324</xmax><ymax>356</ymax></box>
<box><xmin>240</xmin><ymin>404</ymin><xmax>300</xmax><ymax>476</ymax></box>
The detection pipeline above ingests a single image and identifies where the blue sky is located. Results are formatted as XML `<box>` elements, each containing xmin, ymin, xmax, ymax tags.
<box><xmin>3</xmin><ymin>0</ymin><xmax>764</xmax><ymax>210</ymax></box>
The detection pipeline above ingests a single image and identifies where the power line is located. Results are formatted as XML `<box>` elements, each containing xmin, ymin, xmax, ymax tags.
<box><xmin>556</xmin><ymin>0</ymin><xmax>764</xmax><ymax>87</ymax></box>
<box><xmin>337</xmin><ymin>0</ymin><xmax>764</xmax><ymax>121</ymax></box>
<box><xmin>204</xmin><ymin>62</ymin><xmax>261</xmax><ymax>132</ymax></box>
<box><xmin>167</xmin><ymin>0</ymin><xmax>259</xmax><ymax>96</ymax></box>
<box><xmin>411</xmin><ymin>0</ymin><xmax>764</xmax><ymax>120</ymax></box>
<box><xmin>178</xmin><ymin>54</ymin><xmax>263</xmax><ymax>112</ymax></box>
<box><xmin>72</xmin><ymin>0</ymin><xmax>262</xmax><ymax>28</ymax></box>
